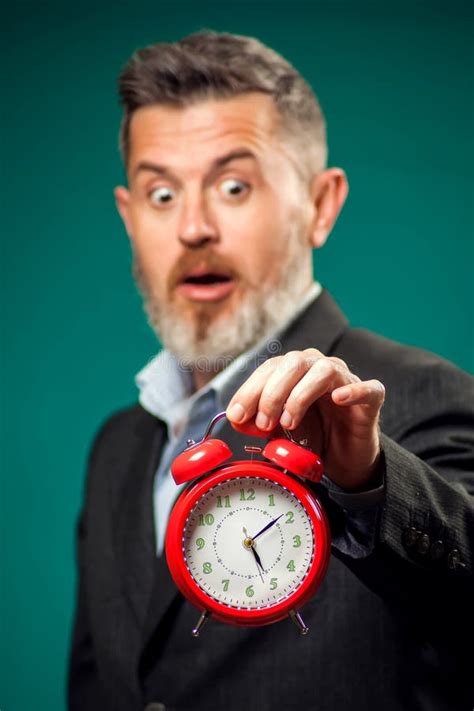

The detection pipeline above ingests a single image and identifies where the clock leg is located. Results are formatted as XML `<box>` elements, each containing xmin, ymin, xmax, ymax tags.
<box><xmin>289</xmin><ymin>610</ymin><xmax>309</xmax><ymax>635</ymax></box>
<box><xmin>191</xmin><ymin>610</ymin><xmax>209</xmax><ymax>637</ymax></box>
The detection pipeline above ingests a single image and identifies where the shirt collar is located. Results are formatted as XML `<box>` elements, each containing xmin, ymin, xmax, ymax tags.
<box><xmin>135</xmin><ymin>280</ymin><xmax>322</xmax><ymax>426</ymax></box>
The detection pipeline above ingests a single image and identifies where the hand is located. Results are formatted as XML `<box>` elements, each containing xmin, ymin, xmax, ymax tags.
<box><xmin>250</xmin><ymin>547</ymin><xmax>265</xmax><ymax>580</ymax></box>
<box><xmin>251</xmin><ymin>514</ymin><xmax>284</xmax><ymax>541</ymax></box>
<box><xmin>226</xmin><ymin>348</ymin><xmax>385</xmax><ymax>491</ymax></box>
<box><xmin>243</xmin><ymin>527</ymin><xmax>265</xmax><ymax>581</ymax></box>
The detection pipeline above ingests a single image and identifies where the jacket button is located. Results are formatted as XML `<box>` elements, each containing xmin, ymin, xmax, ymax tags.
<box><xmin>447</xmin><ymin>549</ymin><xmax>465</xmax><ymax>571</ymax></box>
<box><xmin>144</xmin><ymin>704</ymin><xmax>166</xmax><ymax>711</ymax></box>
<box><xmin>430</xmin><ymin>540</ymin><xmax>445</xmax><ymax>560</ymax></box>
<box><xmin>402</xmin><ymin>527</ymin><xmax>420</xmax><ymax>548</ymax></box>
<box><xmin>416</xmin><ymin>533</ymin><xmax>430</xmax><ymax>555</ymax></box>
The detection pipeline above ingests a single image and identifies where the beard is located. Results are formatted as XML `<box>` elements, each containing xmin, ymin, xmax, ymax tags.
<box><xmin>132</xmin><ymin>223</ymin><xmax>312</xmax><ymax>373</ymax></box>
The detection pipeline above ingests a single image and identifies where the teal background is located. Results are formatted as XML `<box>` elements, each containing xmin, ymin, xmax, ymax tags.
<box><xmin>2</xmin><ymin>1</ymin><xmax>473</xmax><ymax>708</ymax></box>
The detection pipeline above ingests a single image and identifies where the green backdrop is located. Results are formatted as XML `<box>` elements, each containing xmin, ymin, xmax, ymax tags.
<box><xmin>2</xmin><ymin>1</ymin><xmax>473</xmax><ymax>708</ymax></box>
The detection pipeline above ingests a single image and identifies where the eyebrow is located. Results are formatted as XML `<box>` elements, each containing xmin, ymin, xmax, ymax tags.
<box><xmin>133</xmin><ymin>149</ymin><xmax>257</xmax><ymax>179</ymax></box>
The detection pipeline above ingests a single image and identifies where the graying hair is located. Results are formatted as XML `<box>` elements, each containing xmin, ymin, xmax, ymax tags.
<box><xmin>118</xmin><ymin>30</ymin><xmax>327</xmax><ymax>178</ymax></box>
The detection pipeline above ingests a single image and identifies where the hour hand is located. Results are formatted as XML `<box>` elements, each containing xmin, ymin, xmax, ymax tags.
<box><xmin>243</xmin><ymin>527</ymin><xmax>265</xmax><ymax>579</ymax></box>
<box><xmin>251</xmin><ymin>546</ymin><xmax>265</xmax><ymax>574</ymax></box>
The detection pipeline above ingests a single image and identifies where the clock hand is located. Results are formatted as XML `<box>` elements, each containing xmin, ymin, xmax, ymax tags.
<box><xmin>251</xmin><ymin>547</ymin><xmax>265</xmax><ymax>584</ymax></box>
<box><xmin>252</xmin><ymin>513</ymin><xmax>284</xmax><ymax>541</ymax></box>
<box><xmin>243</xmin><ymin>527</ymin><xmax>265</xmax><ymax>582</ymax></box>
<box><xmin>251</xmin><ymin>546</ymin><xmax>265</xmax><ymax>573</ymax></box>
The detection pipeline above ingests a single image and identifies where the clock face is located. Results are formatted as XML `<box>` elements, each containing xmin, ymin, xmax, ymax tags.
<box><xmin>182</xmin><ymin>476</ymin><xmax>314</xmax><ymax>609</ymax></box>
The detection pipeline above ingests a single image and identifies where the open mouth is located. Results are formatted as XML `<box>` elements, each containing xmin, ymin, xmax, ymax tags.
<box><xmin>182</xmin><ymin>273</ymin><xmax>232</xmax><ymax>285</ymax></box>
<box><xmin>178</xmin><ymin>270</ymin><xmax>236</xmax><ymax>302</ymax></box>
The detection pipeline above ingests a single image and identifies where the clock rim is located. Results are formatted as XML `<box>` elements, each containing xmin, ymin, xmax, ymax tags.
<box><xmin>165</xmin><ymin>460</ymin><xmax>331</xmax><ymax>627</ymax></box>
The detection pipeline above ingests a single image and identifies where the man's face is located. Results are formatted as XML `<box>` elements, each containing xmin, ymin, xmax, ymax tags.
<box><xmin>115</xmin><ymin>93</ymin><xmax>316</xmax><ymax>368</ymax></box>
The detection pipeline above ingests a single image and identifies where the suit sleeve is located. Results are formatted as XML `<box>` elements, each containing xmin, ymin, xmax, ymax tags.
<box><xmin>67</xmin><ymin>425</ymin><xmax>110</xmax><ymax>710</ymax></box>
<box><xmin>331</xmin><ymin>357</ymin><xmax>474</xmax><ymax>621</ymax></box>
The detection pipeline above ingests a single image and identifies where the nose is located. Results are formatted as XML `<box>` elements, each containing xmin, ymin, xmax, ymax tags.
<box><xmin>178</xmin><ymin>191</ymin><xmax>219</xmax><ymax>250</ymax></box>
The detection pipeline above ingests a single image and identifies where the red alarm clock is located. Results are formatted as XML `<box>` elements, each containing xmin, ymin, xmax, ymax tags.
<box><xmin>165</xmin><ymin>411</ymin><xmax>331</xmax><ymax>637</ymax></box>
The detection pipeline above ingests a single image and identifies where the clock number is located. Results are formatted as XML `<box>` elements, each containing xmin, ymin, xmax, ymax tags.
<box><xmin>240</xmin><ymin>488</ymin><xmax>256</xmax><ymax>501</ymax></box>
<box><xmin>270</xmin><ymin>577</ymin><xmax>278</xmax><ymax>590</ymax></box>
<box><xmin>216</xmin><ymin>495</ymin><xmax>231</xmax><ymax>508</ymax></box>
<box><xmin>268</xmin><ymin>494</ymin><xmax>275</xmax><ymax>507</ymax></box>
<box><xmin>293</xmin><ymin>535</ymin><xmax>301</xmax><ymax>547</ymax></box>
<box><xmin>196</xmin><ymin>537</ymin><xmax>205</xmax><ymax>550</ymax></box>
<box><xmin>245</xmin><ymin>585</ymin><xmax>255</xmax><ymax>597</ymax></box>
<box><xmin>222</xmin><ymin>579</ymin><xmax>230</xmax><ymax>591</ymax></box>
<box><xmin>287</xmin><ymin>560</ymin><xmax>296</xmax><ymax>572</ymax></box>
<box><xmin>198</xmin><ymin>513</ymin><xmax>215</xmax><ymax>526</ymax></box>
<box><xmin>203</xmin><ymin>562</ymin><xmax>212</xmax><ymax>574</ymax></box>
<box><xmin>285</xmin><ymin>511</ymin><xmax>295</xmax><ymax>524</ymax></box>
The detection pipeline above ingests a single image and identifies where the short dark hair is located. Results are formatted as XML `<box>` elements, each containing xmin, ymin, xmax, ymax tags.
<box><xmin>118</xmin><ymin>30</ymin><xmax>327</xmax><ymax>177</ymax></box>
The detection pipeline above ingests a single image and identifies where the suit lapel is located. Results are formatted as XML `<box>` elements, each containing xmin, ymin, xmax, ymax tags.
<box><xmin>115</xmin><ymin>408</ymin><xmax>167</xmax><ymax>631</ymax></box>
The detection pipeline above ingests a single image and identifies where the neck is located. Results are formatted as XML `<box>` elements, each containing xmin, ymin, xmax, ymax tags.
<box><xmin>192</xmin><ymin>365</ymin><xmax>224</xmax><ymax>392</ymax></box>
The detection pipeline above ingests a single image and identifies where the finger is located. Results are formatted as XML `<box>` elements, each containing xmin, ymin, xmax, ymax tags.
<box><xmin>255</xmin><ymin>353</ymin><xmax>356</xmax><ymax>430</ymax></box>
<box><xmin>326</xmin><ymin>355</ymin><xmax>358</xmax><ymax>374</ymax></box>
<box><xmin>306</xmin><ymin>351</ymin><xmax>359</xmax><ymax>382</ymax></box>
<box><xmin>332</xmin><ymin>379</ymin><xmax>385</xmax><ymax>412</ymax></box>
<box><xmin>303</xmin><ymin>351</ymin><xmax>357</xmax><ymax>377</ymax></box>
<box><xmin>252</xmin><ymin>351</ymin><xmax>317</xmax><ymax>430</ymax></box>
<box><xmin>280</xmin><ymin>358</ymin><xmax>358</xmax><ymax>428</ymax></box>
<box><xmin>226</xmin><ymin>357</ymin><xmax>281</xmax><ymax>423</ymax></box>
<box><xmin>301</xmin><ymin>346</ymin><xmax>325</xmax><ymax>359</ymax></box>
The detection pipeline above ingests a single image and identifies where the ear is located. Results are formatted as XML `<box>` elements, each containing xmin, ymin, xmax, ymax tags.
<box><xmin>114</xmin><ymin>185</ymin><xmax>133</xmax><ymax>238</ymax></box>
<box><xmin>307</xmin><ymin>168</ymin><xmax>349</xmax><ymax>249</ymax></box>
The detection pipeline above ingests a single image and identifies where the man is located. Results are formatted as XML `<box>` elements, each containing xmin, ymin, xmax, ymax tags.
<box><xmin>68</xmin><ymin>30</ymin><xmax>473</xmax><ymax>711</ymax></box>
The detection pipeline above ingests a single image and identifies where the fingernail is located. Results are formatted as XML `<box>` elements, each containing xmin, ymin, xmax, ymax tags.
<box><xmin>227</xmin><ymin>403</ymin><xmax>245</xmax><ymax>422</ymax></box>
<box><xmin>336</xmin><ymin>387</ymin><xmax>351</xmax><ymax>401</ymax></box>
<box><xmin>280</xmin><ymin>410</ymin><xmax>293</xmax><ymax>428</ymax></box>
<box><xmin>256</xmin><ymin>412</ymin><xmax>270</xmax><ymax>430</ymax></box>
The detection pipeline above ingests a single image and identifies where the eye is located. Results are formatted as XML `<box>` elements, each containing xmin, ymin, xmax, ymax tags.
<box><xmin>149</xmin><ymin>186</ymin><xmax>175</xmax><ymax>205</ymax></box>
<box><xmin>219</xmin><ymin>178</ymin><xmax>249</xmax><ymax>198</ymax></box>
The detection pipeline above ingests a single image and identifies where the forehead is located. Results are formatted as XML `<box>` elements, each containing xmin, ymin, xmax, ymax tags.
<box><xmin>127</xmin><ymin>93</ymin><xmax>288</xmax><ymax>176</ymax></box>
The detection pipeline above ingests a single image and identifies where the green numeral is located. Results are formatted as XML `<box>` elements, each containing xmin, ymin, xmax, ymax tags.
<box><xmin>268</xmin><ymin>494</ymin><xmax>275</xmax><ymax>507</ymax></box>
<box><xmin>285</xmin><ymin>511</ymin><xmax>295</xmax><ymax>524</ymax></box>
<box><xmin>222</xmin><ymin>579</ymin><xmax>229</xmax><ymax>591</ymax></box>
<box><xmin>270</xmin><ymin>577</ymin><xmax>278</xmax><ymax>590</ymax></box>
<box><xmin>216</xmin><ymin>495</ymin><xmax>231</xmax><ymax>508</ymax></box>
<box><xmin>240</xmin><ymin>488</ymin><xmax>256</xmax><ymax>501</ymax></box>
<box><xmin>198</xmin><ymin>513</ymin><xmax>215</xmax><ymax>526</ymax></box>
<box><xmin>203</xmin><ymin>562</ymin><xmax>212</xmax><ymax>574</ymax></box>
<box><xmin>245</xmin><ymin>585</ymin><xmax>255</xmax><ymax>597</ymax></box>
<box><xmin>287</xmin><ymin>560</ymin><xmax>296</xmax><ymax>572</ymax></box>
<box><xmin>293</xmin><ymin>535</ymin><xmax>301</xmax><ymax>547</ymax></box>
<box><xmin>196</xmin><ymin>537</ymin><xmax>205</xmax><ymax>550</ymax></box>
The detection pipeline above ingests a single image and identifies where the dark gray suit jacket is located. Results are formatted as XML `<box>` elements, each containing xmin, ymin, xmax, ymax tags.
<box><xmin>68</xmin><ymin>290</ymin><xmax>474</xmax><ymax>711</ymax></box>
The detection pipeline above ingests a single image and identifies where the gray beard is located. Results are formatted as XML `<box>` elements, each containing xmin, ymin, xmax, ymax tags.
<box><xmin>132</xmin><ymin>228</ymin><xmax>312</xmax><ymax>371</ymax></box>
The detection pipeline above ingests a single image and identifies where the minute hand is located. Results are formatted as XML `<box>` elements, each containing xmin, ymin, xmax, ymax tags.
<box><xmin>252</xmin><ymin>514</ymin><xmax>284</xmax><ymax>541</ymax></box>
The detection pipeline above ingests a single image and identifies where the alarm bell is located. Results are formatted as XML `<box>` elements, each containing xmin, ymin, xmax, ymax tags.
<box><xmin>171</xmin><ymin>411</ymin><xmax>323</xmax><ymax>485</ymax></box>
